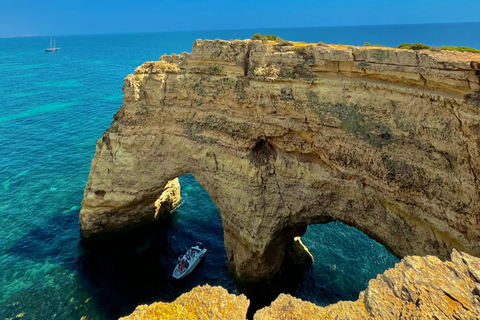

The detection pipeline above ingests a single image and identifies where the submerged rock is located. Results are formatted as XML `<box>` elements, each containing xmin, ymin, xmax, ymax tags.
<box><xmin>121</xmin><ymin>250</ymin><xmax>480</xmax><ymax>320</ymax></box>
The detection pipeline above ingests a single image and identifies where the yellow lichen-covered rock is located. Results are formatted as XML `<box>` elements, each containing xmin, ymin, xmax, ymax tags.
<box><xmin>255</xmin><ymin>250</ymin><xmax>480</xmax><ymax>319</ymax></box>
<box><xmin>119</xmin><ymin>285</ymin><xmax>249</xmax><ymax>320</ymax></box>
<box><xmin>121</xmin><ymin>250</ymin><xmax>480</xmax><ymax>320</ymax></box>
<box><xmin>254</xmin><ymin>64</ymin><xmax>280</xmax><ymax>80</ymax></box>
<box><xmin>81</xmin><ymin>38</ymin><xmax>480</xmax><ymax>284</ymax></box>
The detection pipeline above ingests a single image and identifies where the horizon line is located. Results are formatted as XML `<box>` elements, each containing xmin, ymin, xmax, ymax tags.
<box><xmin>1</xmin><ymin>21</ymin><xmax>479</xmax><ymax>38</ymax></box>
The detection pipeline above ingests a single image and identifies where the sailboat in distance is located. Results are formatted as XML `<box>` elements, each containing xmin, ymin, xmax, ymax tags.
<box><xmin>46</xmin><ymin>36</ymin><xmax>60</xmax><ymax>52</ymax></box>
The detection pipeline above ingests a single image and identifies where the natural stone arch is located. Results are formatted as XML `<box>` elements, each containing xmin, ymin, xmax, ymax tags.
<box><xmin>80</xmin><ymin>39</ymin><xmax>480</xmax><ymax>285</ymax></box>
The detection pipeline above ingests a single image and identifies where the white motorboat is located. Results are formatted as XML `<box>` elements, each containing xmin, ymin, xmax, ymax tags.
<box><xmin>173</xmin><ymin>243</ymin><xmax>207</xmax><ymax>279</ymax></box>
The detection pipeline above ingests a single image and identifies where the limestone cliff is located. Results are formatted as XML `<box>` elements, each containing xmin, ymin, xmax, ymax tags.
<box><xmin>80</xmin><ymin>38</ymin><xmax>480</xmax><ymax>284</ymax></box>
<box><xmin>120</xmin><ymin>250</ymin><xmax>480</xmax><ymax>320</ymax></box>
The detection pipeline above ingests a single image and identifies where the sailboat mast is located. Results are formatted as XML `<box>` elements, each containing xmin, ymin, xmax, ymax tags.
<box><xmin>46</xmin><ymin>35</ymin><xmax>59</xmax><ymax>52</ymax></box>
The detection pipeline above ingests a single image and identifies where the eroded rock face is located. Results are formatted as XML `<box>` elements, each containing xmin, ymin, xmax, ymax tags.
<box><xmin>119</xmin><ymin>285</ymin><xmax>249</xmax><ymax>320</ymax></box>
<box><xmin>80</xmin><ymin>39</ymin><xmax>480</xmax><ymax>283</ymax></box>
<box><xmin>154</xmin><ymin>178</ymin><xmax>181</xmax><ymax>219</ymax></box>
<box><xmin>120</xmin><ymin>251</ymin><xmax>480</xmax><ymax>320</ymax></box>
<box><xmin>255</xmin><ymin>250</ymin><xmax>480</xmax><ymax>319</ymax></box>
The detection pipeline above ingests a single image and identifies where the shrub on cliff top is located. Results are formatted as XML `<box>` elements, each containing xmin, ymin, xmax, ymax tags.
<box><xmin>398</xmin><ymin>43</ymin><xmax>431</xmax><ymax>50</ymax></box>
<box><xmin>439</xmin><ymin>46</ymin><xmax>480</xmax><ymax>53</ymax></box>
<box><xmin>251</xmin><ymin>33</ymin><xmax>264</xmax><ymax>41</ymax></box>
<box><xmin>251</xmin><ymin>33</ymin><xmax>285</xmax><ymax>44</ymax></box>
<box><xmin>395</xmin><ymin>43</ymin><xmax>480</xmax><ymax>53</ymax></box>
<box><xmin>265</xmin><ymin>34</ymin><xmax>283</xmax><ymax>41</ymax></box>
<box><xmin>364</xmin><ymin>42</ymin><xmax>386</xmax><ymax>47</ymax></box>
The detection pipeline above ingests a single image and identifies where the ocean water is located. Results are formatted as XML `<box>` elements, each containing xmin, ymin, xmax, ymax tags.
<box><xmin>0</xmin><ymin>23</ymin><xmax>478</xmax><ymax>319</ymax></box>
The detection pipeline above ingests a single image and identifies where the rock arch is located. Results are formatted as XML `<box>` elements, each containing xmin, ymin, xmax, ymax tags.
<box><xmin>80</xmin><ymin>39</ymin><xmax>480</xmax><ymax>284</ymax></box>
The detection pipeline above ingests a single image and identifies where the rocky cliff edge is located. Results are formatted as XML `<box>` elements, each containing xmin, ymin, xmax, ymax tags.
<box><xmin>121</xmin><ymin>250</ymin><xmax>480</xmax><ymax>320</ymax></box>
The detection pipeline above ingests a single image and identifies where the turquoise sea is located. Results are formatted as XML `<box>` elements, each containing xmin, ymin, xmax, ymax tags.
<box><xmin>1</xmin><ymin>23</ymin><xmax>479</xmax><ymax>319</ymax></box>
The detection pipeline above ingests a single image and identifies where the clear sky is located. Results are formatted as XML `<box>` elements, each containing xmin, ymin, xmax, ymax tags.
<box><xmin>1</xmin><ymin>0</ymin><xmax>479</xmax><ymax>36</ymax></box>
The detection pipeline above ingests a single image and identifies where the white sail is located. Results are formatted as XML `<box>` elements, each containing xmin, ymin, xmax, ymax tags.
<box><xmin>46</xmin><ymin>36</ymin><xmax>59</xmax><ymax>52</ymax></box>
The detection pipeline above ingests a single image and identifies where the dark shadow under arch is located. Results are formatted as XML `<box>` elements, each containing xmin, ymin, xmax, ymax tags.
<box><xmin>76</xmin><ymin>173</ymin><xmax>235</xmax><ymax>319</ymax></box>
<box><xmin>77</xmin><ymin>173</ymin><xmax>403</xmax><ymax>319</ymax></box>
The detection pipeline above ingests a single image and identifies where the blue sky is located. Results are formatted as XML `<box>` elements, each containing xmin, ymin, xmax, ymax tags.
<box><xmin>1</xmin><ymin>0</ymin><xmax>479</xmax><ymax>36</ymax></box>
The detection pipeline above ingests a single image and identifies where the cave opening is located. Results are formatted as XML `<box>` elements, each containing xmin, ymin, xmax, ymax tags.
<box><xmin>167</xmin><ymin>173</ymin><xmax>400</xmax><ymax>317</ymax></box>
<box><xmin>290</xmin><ymin>221</ymin><xmax>399</xmax><ymax>306</ymax></box>
<box><xmin>164</xmin><ymin>173</ymin><xmax>235</xmax><ymax>293</ymax></box>
<box><xmin>77</xmin><ymin>173</ymin><xmax>236</xmax><ymax>319</ymax></box>
<box><xmin>79</xmin><ymin>173</ymin><xmax>400</xmax><ymax>319</ymax></box>
<box><xmin>169</xmin><ymin>173</ymin><xmax>400</xmax><ymax>317</ymax></box>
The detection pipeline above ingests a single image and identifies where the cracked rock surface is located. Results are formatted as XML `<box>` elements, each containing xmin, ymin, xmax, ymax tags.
<box><xmin>119</xmin><ymin>285</ymin><xmax>248</xmax><ymax>320</ymax></box>
<box><xmin>255</xmin><ymin>250</ymin><xmax>480</xmax><ymax>319</ymax></box>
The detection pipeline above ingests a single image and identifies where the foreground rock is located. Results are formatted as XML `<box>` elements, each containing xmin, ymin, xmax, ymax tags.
<box><xmin>81</xmin><ymin>38</ymin><xmax>480</xmax><ymax>284</ymax></box>
<box><xmin>121</xmin><ymin>250</ymin><xmax>480</xmax><ymax>320</ymax></box>
<box><xmin>257</xmin><ymin>250</ymin><xmax>480</xmax><ymax>319</ymax></box>
<box><xmin>119</xmin><ymin>285</ymin><xmax>249</xmax><ymax>320</ymax></box>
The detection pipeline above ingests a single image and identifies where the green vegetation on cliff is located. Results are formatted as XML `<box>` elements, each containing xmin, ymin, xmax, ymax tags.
<box><xmin>251</xmin><ymin>33</ymin><xmax>284</xmax><ymax>42</ymax></box>
<box><xmin>251</xmin><ymin>33</ymin><xmax>292</xmax><ymax>45</ymax></box>
<box><xmin>398</xmin><ymin>43</ymin><xmax>431</xmax><ymax>50</ymax></box>
<box><xmin>397</xmin><ymin>43</ymin><xmax>480</xmax><ymax>53</ymax></box>
<box><xmin>439</xmin><ymin>46</ymin><xmax>480</xmax><ymax>53</ymax></box>
<box><xmin>252</xmin><ymin>34</ymin><xmax>480</xmax><ymax>53</ymax></box>
<box><xmin>364</xmin><ymin>42</ymin><xmax>386</xmax><ymax>47</ymax></box>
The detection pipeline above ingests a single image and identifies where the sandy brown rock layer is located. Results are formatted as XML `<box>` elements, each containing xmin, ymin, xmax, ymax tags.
<box><xmin>81</xmin><ymin>39</ymin><xmax>480</xmax><ymax>283</ymax></box>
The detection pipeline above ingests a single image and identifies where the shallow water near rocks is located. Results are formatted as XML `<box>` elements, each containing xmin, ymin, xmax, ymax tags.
<box><xmin>1</xmin><ymin>24</ymin><xmax>478</xmax><ymax>319</ymax></box>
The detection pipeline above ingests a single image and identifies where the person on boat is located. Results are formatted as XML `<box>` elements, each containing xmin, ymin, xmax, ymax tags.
<box><xmin>179</xmin><ymin>260</ymin><xmax>185</xmax><ymax>272</ymax></box>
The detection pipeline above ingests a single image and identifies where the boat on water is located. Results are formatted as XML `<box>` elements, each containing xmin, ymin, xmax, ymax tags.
<box><xmin>173</xmin><ymin>243</ymin><xmax>207</xmax><ymax>279</ymax></box>
<box><xmin>46</xmin><ymin>36</ymin><xmax>60</xmax><ymax>52</ymax></box>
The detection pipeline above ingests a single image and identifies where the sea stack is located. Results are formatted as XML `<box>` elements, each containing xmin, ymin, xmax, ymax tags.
<box><xmin>80</xmin><ymin>38</ymin><xmax>480</xmax><ymax>285</ymax></box>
